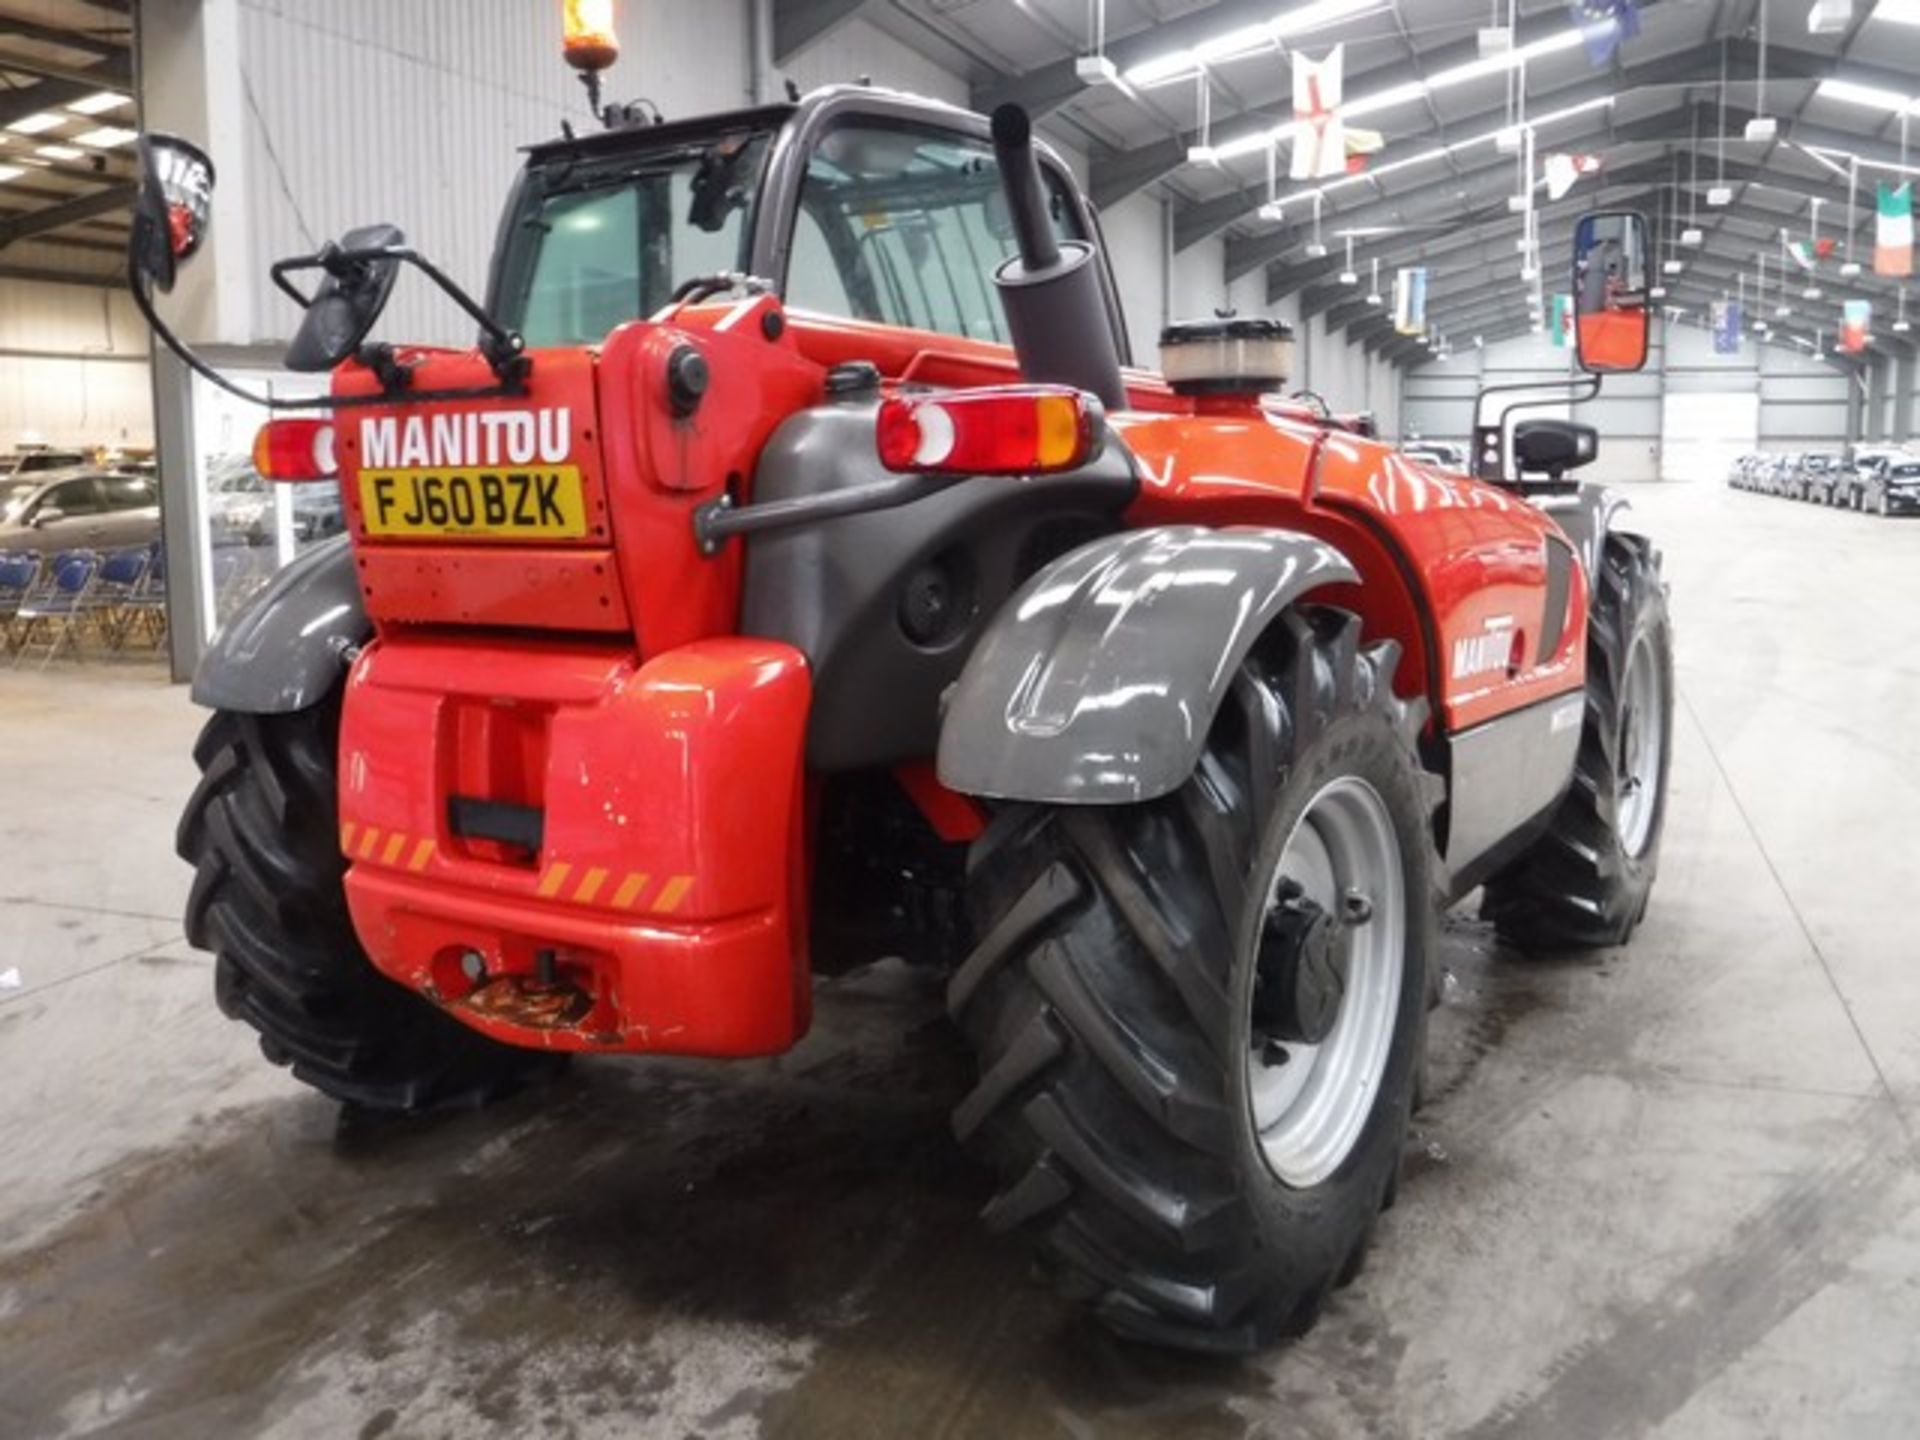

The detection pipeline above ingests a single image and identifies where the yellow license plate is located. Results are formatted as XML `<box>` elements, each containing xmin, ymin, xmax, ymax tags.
<box><xmin>357</xmin><ymin>467</ymin><xmax>589</xmax><ymax>539</ymax></box>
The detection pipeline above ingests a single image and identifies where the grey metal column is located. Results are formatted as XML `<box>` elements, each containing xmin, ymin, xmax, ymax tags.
<box><xmin>1897</xmin><ymin>348</ymin><xmax>1917</xmax><ymax>442</ymax></box>
<box><xmin>151</xmin><ymin>346</ymin><xmax>208</xmax><ymax>683</ymax></box>
<box><xmin>1845</xmin><ymin>363</ymin><xmax>1865</xmax><ymax>448</ymax></box>
<box><xmin>1868</xmin><ymin>356</ymin><xmax>1888</xmax><ymax>441</ymax></box>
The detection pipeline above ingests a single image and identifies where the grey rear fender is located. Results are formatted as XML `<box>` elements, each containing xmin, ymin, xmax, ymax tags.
<box><xmin>1533</xmin><ymin>482</ymin><xmax>1638</xmax><ymax>581</ymax></box>
<box><xmin>937</xmin><ymin>525</ymin><xmax>1360</xmax><ymax>805</ymax></box>
<box><xmin>190</xmin><ymin>534</ymin><xmax>369</xmax><ymax>714</ymax></box>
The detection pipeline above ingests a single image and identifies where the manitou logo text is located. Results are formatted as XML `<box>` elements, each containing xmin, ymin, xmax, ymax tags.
<box><xmin>1451</xmin><ymin>617</ymin><xmax>1516</xmax><ymax>682</ymax></box>
<box><xmin>359</xmin><ymin>408</ymin><xmax>571</xmax><ymax>470</ymax></box>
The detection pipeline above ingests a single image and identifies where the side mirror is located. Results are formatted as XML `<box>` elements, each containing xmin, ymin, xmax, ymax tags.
<box><xmin>1514</xmin><ymin>420</ymin><xmax>1598</xmax><ymax>481</ymax></box>
<box><xmin>284</xmin><ymin>224</ymin><xmax>407</xmax><ymax>373</ymax></box>
<box><xmin>130</xmin><ymin>134</ymin><xmax>215</xmax><ymax>294</ymax></box>
<box><xmin>1572</xmin><ymin>210</ymin><xmax>1650</xmax><ymax>374</ymax></box>
<box><xmin>30</xmin><ymin>506</ymin><xmax>64</xmax><ymax>528</ymax></box>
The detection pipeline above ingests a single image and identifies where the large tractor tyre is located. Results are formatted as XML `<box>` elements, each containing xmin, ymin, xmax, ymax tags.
<box><xmin>178</xmin><ymin>698</ymin><xmax>560</xmax><ymax>1111</ymax></box>
<box><xmin>948</xmin><ymin>609</ymin><xmax>1435</xmax><ymax>1353</ymax></box>
<box><xmin>1481</xmin><ymin>533</ymin><xmax>1673</xmax><ymax>950</ymax></box>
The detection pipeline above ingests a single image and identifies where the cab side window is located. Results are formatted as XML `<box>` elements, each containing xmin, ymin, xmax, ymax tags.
<box><xmin>786</xmin><ymin>121</ymin><xmax>1083</xmax><ymax>344</ymax></box>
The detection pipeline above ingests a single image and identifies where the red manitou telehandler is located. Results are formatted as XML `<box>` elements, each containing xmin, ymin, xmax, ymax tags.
<box><xmin>133</xmin><ymin>33</ymin><xmax>1670</xmax><ymax>1352</ymax></box>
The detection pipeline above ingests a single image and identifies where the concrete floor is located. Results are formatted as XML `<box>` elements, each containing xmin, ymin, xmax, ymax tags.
<box><xmin>3</xmin><ymin>478</ymin><xmax>1918</xmax><ymax>1439</ymax></box>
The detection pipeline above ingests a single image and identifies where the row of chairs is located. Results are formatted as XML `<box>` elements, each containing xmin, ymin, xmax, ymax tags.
<box><xmin>0</xmin><ymin>544</ymin><xmax>169</xmax><ymax>666</ymax></box>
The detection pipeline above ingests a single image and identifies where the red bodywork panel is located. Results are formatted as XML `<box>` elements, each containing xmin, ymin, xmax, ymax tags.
<box><xmin>1115</xmin><ymin>400</ymin><xmax>1586</xmax><ymax>733</ymax></box>
<box><xmin>325</xmin><ymin>304</ymin><xmax>1582</xmax><ymax>1060</ymax></box>
<box><xmin>338</xmin><ymin>634</ymin><xmax>812</xmax><ymax>1055</ymax></box>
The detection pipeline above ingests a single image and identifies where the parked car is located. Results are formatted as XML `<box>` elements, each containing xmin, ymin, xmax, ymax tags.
<box><xmin>0</xmin><ymin>470</ymin><xmax>159</xmax><ymax>555</ymax></box>
<box><xmin>0</xmin><ymin>448</ymin><xmax>88</xmax><ymax>480</ymax></box>
<box><xmin>205</xmin><ymin>456</ymin><xmax>344</xmax><ymax>547</ymax></box>
<box><xmin>1401</xmin><ymin>439</ymin><xmax>1467</xmax><ymax>470</ymax></box>
<box><xmin>1800</xmin><ymin>453</ymin><xmax>1846</xmax><ymax>505</ymax></box>
<box><xmin>1863</xmin><ymin>458</ymin><xmax>1920</xmax><ymax>515</ymax></box>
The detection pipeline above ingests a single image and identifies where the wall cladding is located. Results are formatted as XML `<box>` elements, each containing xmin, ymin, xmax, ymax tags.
<box><xmin>1407</xmin><ymin>322</ymin><xmax>1859</xmax><ymax>482</ymax></box>
<box><xmin>0</xmin><ymin>281</ymin><xmax>152</xmax><ymax>447</ymax></box>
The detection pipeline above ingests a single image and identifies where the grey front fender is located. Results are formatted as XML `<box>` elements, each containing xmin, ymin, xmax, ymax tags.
<box><xmin>937</xmin><ymin>526</ymin><xmax>1359</xmax><ymax>805</ymax></box>
<box><xmin>190</xmin><ymin>535</ymin><xmax>369</xmax><ymax>714</ymax></box>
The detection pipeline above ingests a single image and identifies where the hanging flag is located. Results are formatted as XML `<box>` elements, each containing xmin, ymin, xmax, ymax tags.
<box><xmin>1712</xmin><ymin>299</ymin><xmax>1742</xmax><ymax>354</ymax></box>
<box><xmin>1343</xmin><ymin>126</ymin><xmax>1384</xmax><ymax>175</ymax></box>
<box><xmin>1787</xmin><ymin>237</ymin><xmax>1838</xmax><ymax>270</ymax></box>
<box><xmin>1841</xmin><ymin>299</ymin><xmax>1871</xmax><ymax>353</ymax></box>
<box><xmin>1394</xmin><ymin>267</ymin><xmax>1429</xmax><ymax>336</ymax></box>
<box><xmin>1569</xmin><ymin>0</ymin><xmax>1641</xmax><ymax>66</ymax></box>
<box><xmin>1549</xmin><ymin>293</ymin><xmax>1575</xmax><ymax>347</ymax></box>
<box><xmin>1542</xmin><ymin>153</ymin><xmax>1602</xmax><ymax>201</ymax></box>
<box><xmin>1291</xmin><ymin>44</ymin><xmax>1346</xmax><ymax>181</ymax></box>
<box><xmin>1876</xmin><ymin>181</ymin><xmax>1913</xmax><ymax>278</ymax></box>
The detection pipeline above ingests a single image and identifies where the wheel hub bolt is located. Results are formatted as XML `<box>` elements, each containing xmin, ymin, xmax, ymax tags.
<box><xmin>1261</xmin><ymin>1037</ymin><xmax>1291</xmax><ymax>1068</ymax></box>
<box><xmin>1341</xmin><ymin>889</ymin><xmax>1373</xmax><ymax>926</ymax></box>
<box><xmin>460</xmin><ymin>949</ymin><xmax>487</xmax><ymax>982</ymax></box>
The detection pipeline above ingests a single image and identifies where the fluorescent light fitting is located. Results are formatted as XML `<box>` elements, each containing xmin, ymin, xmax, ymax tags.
<box><xmin>6</xmin><ymin>112</ymin><xmax>65</xmax><ymax>135</ymax></box>
<box><xmin>72</xmin><ymin>126</ymin><xmax>136</xmax><ymax>148</ymax></box>
<box><xmin>1124</xmin><ymin>0</ymin><xmax>1375</xmax><ymax>86</ymax></box>
<box><xmin>1186</xmin><ymin>145</ymin><xmax>1219</xmax><ymax>166</ymax></box>
<box><xmin>1895</xmin><ymin>318</ymin><xmax>1913</xmax><ymax>333</ymax></box>
<box><xmin>35</xmin><ymin>144</ymin><xmax>82</xmax><ymax>161</ymax></box>
<box><xmin>1841</xmin><ymin>260</ymin><xmax>1862</xmax><ymax>277</ymax></box>
<box><xmin>0</xmin><ymin>165</ymin><xmax>24</xmax><ymax>182</ymax></box>
<box><xmin>1258</xmin><ymin>200</ymin><xmax>1285</xmax><ymax>222</ymax></box>
<box><xmin>66</xmin><ymin>91</ymin><xmax>130</xmax><ymax>116</ymax></box>
<box><xmin>1339</xmin><ymin>269</ymin><xmax>1359</xmax><ymax>284</ymax></box>
<box><xmin>1208</xmin><ymin>130</ymin><xmax>1280</xmax><ymax>163</ymax></box>
<box><xmin>1663</xmin><ymin>258</ymin><xmax>1684</xmax><ymax>275</ymax></box>
<box><xmin>1305</xmin><ymin>241</ymin><xmax>1329</xmax><ymax>258</ymax></box>
<box><xmin>1681</xmin><ymin>227</ymin><xmax>1703</xmax><ymax>247</ymax></box>
<box><xmin>1650</xmin><ymin>284</ymin><xmax>1668</xmax><ymax>299</ymax></box>
<box><xmin>1707</xmin><ymin>185</ymin><xmax>1734</xmax><ymax>206</ymax></box>
<box><xmin>1804</xmin><ymin>284</ymin><xmax>1823</xmax><ymax>298</ymax></box>
<box><xmin>1877</xmin><ymin>0</ymin><xmax>1920</xmax><ymax>23</ymax></box>
<box><xmin>1815</xmin><ymin>77</ymin><xmax>1917</xmax><ymax>112</ymax></box>
<box><xmin>1744</xmin><ymin>116</ymin><xmax>1780</xmax><ymax>141</ymax></box>
<box><xmin>1477</xmin><ymin>25</ymin><xmax>1513</xmax><ymax>55</ymax></box>
<box><xmin>1776</xmin><ymin>303</ymin><xmax>1794</xmax><ymax>317</ymax></box>
<box><xmin>1366</xmin><ymin>291</ymin><xmax>1383</xmax><ymax>305</ymax></box>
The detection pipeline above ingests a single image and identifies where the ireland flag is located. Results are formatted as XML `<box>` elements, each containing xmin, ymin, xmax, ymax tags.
<box><xmin>1877</xmin><ymin>182</ymin><xmax>1912</xmax><ymax>279</ymax></box>
<box><xmin>1840</xmin><ymin>299</ymin><xmax>1871</xmax><ymax>354</ymax></box>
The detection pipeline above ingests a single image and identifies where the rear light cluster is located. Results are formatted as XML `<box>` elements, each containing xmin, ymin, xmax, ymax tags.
<box><xmin>876</xmin><ymin>386</ymin><xmax>1097</xmax><ymax>476</ymax></box>
<box><xmin>253</xmin><ymin>418</ymin><xmax>338</xmax><ymax>482</ymax></box>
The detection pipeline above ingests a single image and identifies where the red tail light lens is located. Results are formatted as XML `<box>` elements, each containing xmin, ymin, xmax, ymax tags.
<box><xmin>876</xmin><ymin>386</ymin><xmax>1098</xmax><ymax>475</ymax></box>
<box><xmin>253</xmin><ymin>418</ymin><xmax>337</xmax><ymax>482</ymax></box>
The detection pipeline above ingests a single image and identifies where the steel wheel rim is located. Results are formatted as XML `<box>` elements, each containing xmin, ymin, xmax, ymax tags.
<box><xmin>1615</xmin><ymin>635</ymin><xmax>1664</xmax><ymax>858</ymax></box>
<box><xmin>1248</xmin><ymin>777</ymin><xmax>1405</xmax><ymax>1189</ymax></box>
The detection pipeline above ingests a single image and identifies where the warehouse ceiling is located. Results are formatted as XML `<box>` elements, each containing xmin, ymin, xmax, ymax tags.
<box><xmin>0</xmin><ymin>0</ymin><xmax>132</xmax><ymax>286</ymax></box>
<box><xmin>785</xmin><ymin>0</ymin><xmax>1920</xmax><ymax>365</ymax></box>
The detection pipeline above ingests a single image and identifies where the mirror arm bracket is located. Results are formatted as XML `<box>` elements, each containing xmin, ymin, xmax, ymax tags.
<box><xmin>1471</xmin><ymin>374</ymin><xmax>1603</xmax><ymax>486</ymax></box>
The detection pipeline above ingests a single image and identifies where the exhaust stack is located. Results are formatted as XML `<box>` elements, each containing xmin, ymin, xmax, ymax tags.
<box><xmin>990</xmin><ymin>104</ymin><xmax>1126</xmax><ymax>410</ymax></box>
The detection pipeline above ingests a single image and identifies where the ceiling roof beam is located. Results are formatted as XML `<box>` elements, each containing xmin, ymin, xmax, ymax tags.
<box><xmin>772</xmin><ymin>0</ymin><xmax>871</xmax><ymax>65</ymax></box>
<box><xmin>0</xmin><ymin>180</ymin><xmax>133</xmax><ymax>249</ymax></box>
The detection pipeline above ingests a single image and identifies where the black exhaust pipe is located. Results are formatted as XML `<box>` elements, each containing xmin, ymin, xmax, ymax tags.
<box><xmin>990</xmin><ymin>104</ymin><xmax>1126</xmax><ymax>410</ymax></box>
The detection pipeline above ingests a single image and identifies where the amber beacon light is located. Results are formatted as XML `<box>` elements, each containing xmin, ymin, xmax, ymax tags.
<box><xmin>562</xmin><ymin>0</ymin><xmax>620</xmax><ymax>72</ymax></box>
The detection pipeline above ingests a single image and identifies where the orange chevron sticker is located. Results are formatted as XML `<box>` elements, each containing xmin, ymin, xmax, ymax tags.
<box><xmin>654</xmin><ymin>875</ymin><xmax>693</xmax><ymax>914</ymax></box>
<box><xmin>612</xmin><ymin>873</ymin><xmax>649</xmax><ymax>909</ymax></box>
<box><xmin>536</xmin><ymin>861</ymin><xmax>572</xmax><ymax>899</ymax></box>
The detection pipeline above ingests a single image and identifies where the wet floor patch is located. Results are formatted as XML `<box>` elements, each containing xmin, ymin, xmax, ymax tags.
<box><xmin>0</xmin><ymin>926</ymin><xmax>1546</xmax><ymax>1440</ymax></box>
